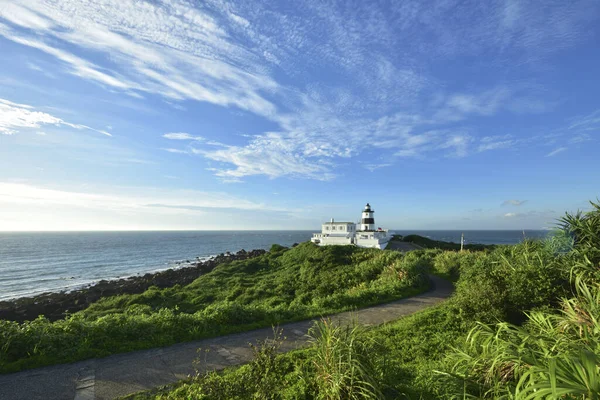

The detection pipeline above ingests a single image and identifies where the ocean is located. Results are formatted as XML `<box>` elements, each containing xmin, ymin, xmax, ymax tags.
<box><xmin>0</xmin><ymin>230</ymin><xmax>549</xmax><ymax>301</ymax></box>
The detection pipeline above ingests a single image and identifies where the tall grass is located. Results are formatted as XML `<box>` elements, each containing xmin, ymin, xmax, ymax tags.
<box><xmin>308</xmin><ymin>318</ymin><xmax>383</xmax><ymax>400</ymax></box>
<box><xmin>442</xmin><ymin>202</ymin><xmax>600</xmax><ymax>399</ymax></box>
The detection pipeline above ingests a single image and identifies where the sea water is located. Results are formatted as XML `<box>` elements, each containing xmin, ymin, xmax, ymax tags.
<box><xmin>0</xmin><ymin>230</ymin><xmax>548</xmax><ymax>301</ymax></box>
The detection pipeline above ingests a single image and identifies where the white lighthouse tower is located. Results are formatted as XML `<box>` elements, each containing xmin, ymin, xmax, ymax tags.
<box><xmin>360</xmin><ymin>203</ymin><xmax>375</xmax><ymax>231</ymax></box>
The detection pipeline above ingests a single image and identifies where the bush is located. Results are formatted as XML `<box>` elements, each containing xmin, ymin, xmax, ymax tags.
<box><xmin>451</xmin><ymin>241</ymin><xmax>570</xmax><ymax>324</ymax></box>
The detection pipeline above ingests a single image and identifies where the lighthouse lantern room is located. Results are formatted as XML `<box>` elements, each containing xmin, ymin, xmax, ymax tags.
<box><xmin>361</xmin><ymin>203</ymin><xmax>375</xmax><ymax>231</ymax></box>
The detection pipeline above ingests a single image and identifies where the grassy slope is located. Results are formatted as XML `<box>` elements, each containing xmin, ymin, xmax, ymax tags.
<box><xmin>400</xmin><ymin>234</ymin><xmax>496</xmax><ymax>251</ymax></box>
<box><xmin>128</xmin><ymin>233</ymin><xmax>581</xmax><ymax>399</ymax></box>
<box><xmin>0</xmin><ymin>242</ymin><xmax>429</xmax><ymax>373</ymax></box>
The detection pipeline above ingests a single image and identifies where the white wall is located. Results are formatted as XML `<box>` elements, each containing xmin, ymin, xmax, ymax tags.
<box><xmin>319</xmin><ymin>236</ymin><xmax>353</xmax><ymax>246</ymax></box>
<box><xmin>322</xmin><ymin>223</ymin><xmax>355</xmax><ymax>234</ymax></box>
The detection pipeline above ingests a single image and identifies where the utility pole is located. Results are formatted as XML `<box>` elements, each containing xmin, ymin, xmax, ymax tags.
<box><xmin>460</xmin><ymin>232</ymin><xmax>464</xmax><ymax>252</ymax></box>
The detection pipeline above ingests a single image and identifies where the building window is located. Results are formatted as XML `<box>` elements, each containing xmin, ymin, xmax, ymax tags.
<box><xmin>332</xmin><ymin>226</ymin><xmax>336</xmax><ymax>230</ymax></box>
<box><xmin>325</xmin><ymin>226</ymin><xmax>329</xmax><ymax>230</ymax></box>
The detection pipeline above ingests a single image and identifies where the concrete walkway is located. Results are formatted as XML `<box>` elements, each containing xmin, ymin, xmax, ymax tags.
<box><xmin>0</xmin><ymin>275</ymin><xmax>453</xmax><ymax>400</ymax></box>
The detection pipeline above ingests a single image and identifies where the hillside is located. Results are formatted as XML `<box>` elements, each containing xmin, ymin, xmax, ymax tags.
<box><xmin>125</xmin><ymin>202</ymin><xmax>600</xmax><ymax>399</ymax></box>
<box><xmin>0</xmin><ymin>242</ymin><xmax>428</xmax><ymax>373</ymax></box>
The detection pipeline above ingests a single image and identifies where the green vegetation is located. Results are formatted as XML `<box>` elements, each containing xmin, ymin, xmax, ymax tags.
<box><xmin>0</xmin><ymin>242</ymin><xmax>428</xmax><ymax>373</ymax></box>
<box><xmin>442</xmin><ymin>201</ymin><xmax>600</xmax><ymax>399</ymax></box>
<box><xmin>400</xmin><ymin>234</ymin><xmax>496</xmax><ymax>251</ymax></box>
<box><xmin>126</xmin><ymin>201</ymin><xmax>600</xmax><ymax>399</ymax></box>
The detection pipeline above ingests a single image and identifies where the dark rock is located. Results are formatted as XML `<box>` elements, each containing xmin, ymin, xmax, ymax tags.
<box><xmin>0</xmin><ymin>247</ymin><xmax>268</xmax><ymax>323</ymax></box>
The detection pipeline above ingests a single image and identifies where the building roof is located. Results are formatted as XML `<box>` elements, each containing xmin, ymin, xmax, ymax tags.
<box><xmin>322</xmin><ymin>221</ymin><xmax>354</xmax><ymax>224</ymax></box>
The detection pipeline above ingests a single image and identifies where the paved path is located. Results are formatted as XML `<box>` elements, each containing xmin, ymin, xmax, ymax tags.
<box><xmin>0</xmin><ymin>275</ymin><xmax>453</xmax><ymax>400</ymax></box>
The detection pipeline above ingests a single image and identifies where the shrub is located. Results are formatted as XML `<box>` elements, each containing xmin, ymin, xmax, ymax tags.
<box><xmin>451</xmin><ymin>241</ymin><xmax>570</xmax><ymax>324</ymax></box>
<box><xmin>442</xmin><ymin>204</ymin><xmax>600</xmax><ymax>399</ymax></box>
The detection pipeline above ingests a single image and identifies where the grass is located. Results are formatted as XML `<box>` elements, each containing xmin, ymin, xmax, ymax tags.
<box><xmin>120</xmin><ymin>201</ymin><xmax>600</xmax><ymax>400</ymax></box>
<box><xmin>121</xmin><ymin>303</ymin><xmax>470</xmax><ymax>400</ymax></box>
<box><xmin>0</xmin><ymin>242</ymin><xmax>430</xmax><ymax>373</ymax></box>
<box><xmin>7</xmin><ymin>201</ymin><xmax>599</xmax><ymax>399</ymax></box>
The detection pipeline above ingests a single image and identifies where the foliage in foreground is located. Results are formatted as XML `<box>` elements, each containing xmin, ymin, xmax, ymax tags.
<box><xmin>125</xmin><ymin>318</ymin><xmax>384</xmax><ymax>400</ymax></box>
<box><xmin>444</xmin><ymin>273</ymin><xmax>600</xmax><ymax>399</ymax></box>
<box><xmin>443</xmin><ymin>201</ymin><xmax>600</xmax><ymax>399</ymax></box>
<box><xmin>308</xmin><ymin>319</ymin><xmax>382</xmax><ymax>400</ymax></box>
<box><xmin>0</xmin><ymin>242</ymin><xmax>428</xmax><ymax>373</ymax></box>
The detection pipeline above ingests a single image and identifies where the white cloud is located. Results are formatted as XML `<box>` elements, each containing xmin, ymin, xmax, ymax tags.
<box><xmin>0</xmin><ymin>181</ymin><xmax>298</xmax><ymax>230</ymax></box>
<box><xmin>569</xmin><ymin>109</ymin><xmax>600</xmax><ymax>132</ymax></box>
<box><xmin>203</xmin><ymin>132</ymin><xmax>336</xmax><ymax>181</ymax></box>
<box><xmin>569</xmin><ymin>133</ymin><xmax>593</xmax><ymax>144</ymax></box>
<box><xmin>162</xmin><ymin>148</ymin><xmax>190</xmax><ymax>154</ymax></box>
<box><xmin>546</xmin><ymin>147</ymin><xmax>567</xmax><ymax>157</ymax></box>
<box><xmin>0</xmin><ymin>98</ymin><xmax>61</xmax><ymax>135</ymax></box>
<box><xmin>0</xmin><ymin>1</ymin><xmax>278</xmax><ymax>117</ymax></box>
<box><xmin>477</xmin><ymin>135</ymin><xmax>517</xmax><ymax>152</ymax></box>
<box><xmin>0</xmin><ymin>98</ymin><xmax>33</xmax><ymax>109</ymax></box>
<box><xmin>0</xmin><ymin>97</ymin><xmax>111</xmax><ymax>136</ymax></box>
<box><xmin>504</xmin><ymin>212</ymin><xmax>520</xmax><ymax>218</ymax></box>
<box><xmin>438</xmin><ymin>87</ymin><xmax>511</xmax><ymax>121</ymax></box>
<box><xmin>503</xmin><ymin>209</ymin><xmax>556</xmax><ymax>221</ymax></box>
<box><xmin>0</xmin><ymin>181</ymin><xmax>270</xmax><ymax>210</ymax></box>
<box><xmin>440</xmin><ymin>135</ymin><xmax>472</xmax><ymax>158</ymax></box>
<box><xmin>502</xmin><ymin>199</ymin><xmax>527</xmax><ymax>206</ymax></box>
<box><xmin>363</xmin><ymin>163</ymin><xmax>393</xmax><ymax>172</ymax></box>
<box><xmin>163</xmin><ymin>132</ymin><xmax>204</xmax><ymax>141</ymax></box>
<box><xmin>0</xmin><ymin>0</ymin><xmax>593</xmax><ymax>181</ymax></box>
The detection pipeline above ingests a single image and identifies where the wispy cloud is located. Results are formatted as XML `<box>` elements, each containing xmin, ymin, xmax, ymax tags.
<box><xmin>478</xmin><ymin>135</ymin><xmax>518</xmax><ymax>152</ymax></box>
<box><xmin>546</xmin><ymin>147</ymin><xmax>567</xmax><ymax>157</ymax></box>
<box><xmin>504</xmin><ymin>212</ymin><xmax>520</xmax><ymax>218</ymax></box>
<box><xmin>163</xmin><ymin>132</ymin><xmax>204</xmax><ymax>141</ymax></box>
<box><xmin>0</xmin><ymin>97</ymin><xmax>110</xmax><ymax>136</ymax></box>
<box><xmin>568</xmin><ymin>109</ymin><xmax>600</xmax><ymax>132</ymax></box>
<box><xmin>433</xmin><ymin>87</ymin><xmax>511</xmax><ymax>122</ymax></box>
<box><xmin>0</xmin><ymin>181</ymin><xmax>299</xmax><ymax>230</ymax></box>
<box><xmin>162</xmin><ymin>148</ymin><xmax>190</xmax><ymax>154</ymax></box>
<box><xmin>1</xmin><ymin>0</ymin><xmax>595</xmax><ymax>181</ymax></box>
<box><xmin>503</xmin><ymin>209</ymin><xmax>556</xmax><ymax>220</ymax></box>
<box><xmin>502</xmin><ymin>199</ymin><xmax>527</xmax><ymax>206</ymax></box>
<box><xmin>0</xmin><ymin>2</ymin><xmax>278</xmax><ymax>117</ymax></box>
<box><xmin>363</xmin><ymin>163</ymin><xmax>393</xmax><ymax>172</ymax></box>
<box><xmin>0</xmin><ymin>181</ymin><xmax>289</xmax><ymax>213</ymax></box>
<box><xmin>569</xmin><ymin>133</ymin><xmax>593</xmax><ymax>144</ymax></box>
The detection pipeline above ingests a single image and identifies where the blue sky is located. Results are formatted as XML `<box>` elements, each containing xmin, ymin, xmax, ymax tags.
<box><xmin>0</xmin><ymin>0</ymin><xmax>599</xmax><ymax>231</ymax></box>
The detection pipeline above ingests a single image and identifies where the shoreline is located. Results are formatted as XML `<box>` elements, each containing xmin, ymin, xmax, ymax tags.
<box><xmin>0</xmin><ymin>248</ymin><xmax>270</xmax><ymax>323</ymax></box>
<box><xmin>0</xmin><ymin>255</ymin><xmax>216</xmax><ymax>303</ymax></box>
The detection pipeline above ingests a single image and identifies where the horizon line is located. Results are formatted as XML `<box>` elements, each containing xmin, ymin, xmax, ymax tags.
<box><xmin>0</xmin><ymin>228</ymin><xmax>552</xmax><ymax>233</ymax></box>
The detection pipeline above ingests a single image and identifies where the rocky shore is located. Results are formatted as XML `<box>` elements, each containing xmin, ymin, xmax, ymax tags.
<box><xmin>0</xmin><ymin>248</ymin><xmax>268</xmax><ymax>323</ymax></box>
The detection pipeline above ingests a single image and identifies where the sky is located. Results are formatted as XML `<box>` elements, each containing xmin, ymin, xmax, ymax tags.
<box><xmin>0</xmin><ymin>0</ymin><xmax>599</xmax><ymax>231</ymax></box>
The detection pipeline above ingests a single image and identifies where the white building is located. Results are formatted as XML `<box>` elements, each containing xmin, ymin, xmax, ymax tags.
<box><xmin>311</xmin><ymin>203</ymin><xmax>391</xmax><ymax>249</ymax></box>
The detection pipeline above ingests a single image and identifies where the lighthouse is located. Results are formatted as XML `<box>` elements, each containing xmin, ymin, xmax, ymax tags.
<box><xmin>310</xmin><ymin>203</ymin><xmax>390</xmax><ymax>249</ymax></box>
<box><xmin>360</xmin><ymin>203</ymin><xmax>375</xmax><ymax>231</ymax></box>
